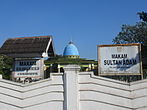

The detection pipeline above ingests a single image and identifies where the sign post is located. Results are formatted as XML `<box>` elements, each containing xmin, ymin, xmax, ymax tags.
<box><xmin>13</xmin><ymin>58</ymin><xmax>44</xmax><ymax>80</ymax></box>
<box><xmin>98</xmin><ymin>44</ymin><xmax>142</xmax><ymax>76</ymax></box>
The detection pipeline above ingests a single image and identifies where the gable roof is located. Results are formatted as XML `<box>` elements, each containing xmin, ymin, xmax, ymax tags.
<box><xmin>0</xmin><ymin>36</ymin><xmax>55</xmax><ymax>58</ymax></box>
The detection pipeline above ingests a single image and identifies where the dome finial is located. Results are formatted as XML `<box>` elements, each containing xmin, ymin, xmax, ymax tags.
<box><xmin>69</xmin><ymin>36</ymin><xmax>73</xmax><ymax>44</ymax></box>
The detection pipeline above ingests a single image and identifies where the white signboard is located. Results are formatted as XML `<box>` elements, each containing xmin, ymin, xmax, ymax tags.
<box><xmin>13</xmin><ymin>59</ymin><xmax>44</xmax><ymax>78</ymax></box>
<box><xmin>98</xmin><ymin>44</ymin><xmax>142</xmax><ymax>75</ymax></box>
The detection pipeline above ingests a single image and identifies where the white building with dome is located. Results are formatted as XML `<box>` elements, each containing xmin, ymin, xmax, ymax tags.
<box><xmin>46</xmin><ymin>41</ymin><xmax>97</xmax><ymax>73</ymax></box>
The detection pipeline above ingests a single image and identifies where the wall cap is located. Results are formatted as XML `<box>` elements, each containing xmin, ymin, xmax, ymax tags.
<box><xmin>63</xmin><ymin>65</ymin><xmax>80</xmax><ymax>72</ymax></box>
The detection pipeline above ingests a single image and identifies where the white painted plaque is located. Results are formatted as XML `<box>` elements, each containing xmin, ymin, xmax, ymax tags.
<box><xmin>13</xmin><ymin>59</ymin><xmax>44</xmax><ymax>78</ymax></box>
<box><xmin>98</xmin><ymin>44</ymin><xmax>142</xmax><ymax>75</ymax></box>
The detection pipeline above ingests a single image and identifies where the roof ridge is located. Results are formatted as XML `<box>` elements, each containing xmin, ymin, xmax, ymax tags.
<box><xmin>0</xmin><ymin>36</ymin><xmax>54</xmax><ymax>58</ymax></box>
<box><xmin>9</xmin><ymin>36</ymin><xmax>51</xmax><ymax>40</ymax></box>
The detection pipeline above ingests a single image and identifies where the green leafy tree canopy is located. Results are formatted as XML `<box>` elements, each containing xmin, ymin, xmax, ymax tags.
<box><xmin>138</xmin><ymin>11</ymin><xmax>147</xmax><ymax>22</ymax></box>
<box><xmin>113</xmin><ymin>12</ymin><xmax>147</xmax><ymax>44</ymax></box>
<box><xmin>0</xmin><ymin>55</ymin><xmax>13</xmax><ymax>80</ymax></box>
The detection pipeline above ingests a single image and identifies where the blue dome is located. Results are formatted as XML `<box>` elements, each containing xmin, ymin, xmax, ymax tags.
<box><xmin>63</xmin><ymin>42</ymin><xmax>79</xmax><ymax>56</ymax></box>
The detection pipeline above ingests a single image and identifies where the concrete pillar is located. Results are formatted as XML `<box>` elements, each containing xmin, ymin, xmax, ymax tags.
<box><xmin>0</xmin><ymin>74</ymin><xmax>2</xmax><ymax>79</ymax></box>
<box><xmin>58</xmin><ymin>64</ymin><xmax>61</xmax><ymax>73</ymax></box>
<box><xmin>63</xmin><ymin>65</ymin><xmax>80</xmax><ymax>110</ymax></box>
<box><xmin>92</xmin><ymin>64</ymin><xmax>94</xmax><ymax>69</ymax></box>
<box><xmin>40</xmin><ymin>58</ymin><xmax>45</xmax><ymax>79</ymax></box>
<box><xmin>88</xmin><ymin>64</ymin><xmax>91</xmax><ymax>71</ymax></box>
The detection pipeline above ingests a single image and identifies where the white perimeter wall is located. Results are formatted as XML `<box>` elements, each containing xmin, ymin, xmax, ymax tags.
<box><xmin>131</xmin><ymin>80</ymin><xmax>147</xmax><ymax>110</ymax></box>
<box><xmin>0</xmin><ymin>73</ymin><xmax>64</xmax><ymax>110</ymax></box>
<box><xmin>79</xmin><ymin>72</ymin><xmax>132</xmax><ymax>110</ymax></box>
<box><xmin>0</xmin><ymin>65</ymin><xmax>147</xmax><ymax>110</ymax></box>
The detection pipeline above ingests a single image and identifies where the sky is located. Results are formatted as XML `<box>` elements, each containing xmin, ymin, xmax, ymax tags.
<box><xmin>0</xmin><ymin>0</ymin><xmax>147</xmax><ymax>60</ymax></box>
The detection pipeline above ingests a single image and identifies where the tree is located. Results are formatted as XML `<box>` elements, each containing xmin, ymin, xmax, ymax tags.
<box><xmin>113</xmin><ymin>12</ymin><xmax>147</xmax><ymax>44</ymax></box>
<box><xmin>0</xmin><ymin>55</ymin><xmax>13</xmax><ymax>80</ymax></box>
<box><xmin>138</xmin><ymin>11</ymin><xmax>147</xmax><ymax>22</ymax></box>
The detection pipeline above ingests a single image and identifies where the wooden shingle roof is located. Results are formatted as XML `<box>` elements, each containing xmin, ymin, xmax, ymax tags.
<box><xmin>0</xmin><ymin>36</ymin><xmax>55</xmax><ymax>58</ymax></box>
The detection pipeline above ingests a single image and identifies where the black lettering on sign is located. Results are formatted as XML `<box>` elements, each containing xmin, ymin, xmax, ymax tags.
<box><xmin>17</xmin><ymin>73</ymin><xmax>38</xmax><ymax>75</ymax></box>
<box><xmin>112</xmin><ymin>54</ymin><xmax>127</xmax><ymax>59</ymax></box>
<box><xmin>19</xmin><ymin>61</ymin><xmax>36</xmax><ymax>66</ymax></box>
<box><xmin>104</xmin><ymin>59</ymin><xmax>137</xmax><ymax>65</ymax></box>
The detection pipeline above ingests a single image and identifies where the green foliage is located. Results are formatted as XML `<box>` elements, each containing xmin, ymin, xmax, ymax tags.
<box><xmin>113</xmin><ymin>12</ymin><xmax>147</xmax><ymax>44</ymax></box>
<box><xmin>138</xmin><ymin>11</ymin><xmax>147</xmax><ymax>22</ymax></box>
<box><xmin>0</xmin><ymin>55</ymin><xmax>13</xmax><ymax>80</ymax></box>
<box><xmin>45</xmin><ymin>55</ymin><xmax>96</xmax><ymax>65</ymax></box>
